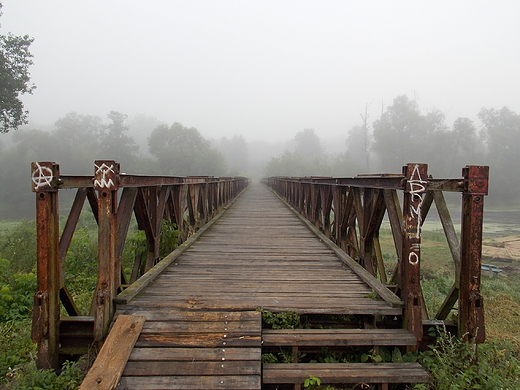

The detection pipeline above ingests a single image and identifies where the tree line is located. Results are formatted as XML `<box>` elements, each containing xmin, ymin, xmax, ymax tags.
<box><xmin>0</xmin><ymin>112</ymin><xmax>248</xmax><ymax>219</ymax></box>
<box><xmin>265</xmin><ymin>95</ymin><xmax>519</xmax><ymax>205</ymax></box>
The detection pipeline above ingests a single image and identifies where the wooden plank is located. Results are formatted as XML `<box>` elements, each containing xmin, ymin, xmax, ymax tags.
<box><xmin>123</xmin><ymin>360</ymin><xmax>260</xmax><ymax>376</ymax></box>
<box><xmin>141</xmin><ymin>320</ymin><xmax>260</xmax><ymax>333</ymax></box>
<box><xmin>263</xmin><ymin>363</ymin><xmax>429</xmax><ymax>384</ymax></box>
<box><xmin>117</xmin><ymin>375</ymin><xmax>261</xmax><ymax>390</ymax></box>
<box><xmin>134</xmin><ymin>333</ymin><xmax>260</xmax><ymax>348</ymax></box>
<box><xmin>79</xmin><ymin>315</ymin><xmax>145</xmax><ymax>390</ymax></box>
<box><xmin>118</xmin><ymin>302</ymin><xmax>402</xmax><ymax>316</ymax></box>
<box><xmin>262</xmin><ymin>328</ymin><xmax>417</xmax><ymax>346</ymax></box>
<box><xmin>115</xmin><ymin>309</ymin><xmax>261</xmax><ymax>322</ymax></box>
<box><xmin>129</xmin><ymin>347</ymin><xmax>261</xmax><ymax>361</ymax></box>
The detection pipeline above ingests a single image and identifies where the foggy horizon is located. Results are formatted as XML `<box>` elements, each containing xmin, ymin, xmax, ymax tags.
<box><xmin>2</xmin><ymin>1</ymin><xmax>520</xmax><ymax>144</ymax></box>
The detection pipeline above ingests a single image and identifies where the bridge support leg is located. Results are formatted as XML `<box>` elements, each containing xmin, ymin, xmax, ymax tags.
<box><xmin>459</xmin><ymin>166</ymin><xmax>488</xmax><ymax>343</ymax></box>
<box><xmin>31</xmin><ymin>162</ymin><xmax>61</xmax><ymax>369</ymax></box>
<box><xmin>401</xmin><ymin>163</ymin><xmax>428</xmax><ymax>342</ymax></box>
<box><xmin>93</xmin><ymin>160</ymin><xmax>120</xmax><ymax>341</ymax></box>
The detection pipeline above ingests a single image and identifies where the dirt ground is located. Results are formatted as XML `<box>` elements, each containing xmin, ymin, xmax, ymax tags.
<box><xmin>482</xmin><ymin>236</ymin><xmax>520</xmax><ymax>273</ymax></box>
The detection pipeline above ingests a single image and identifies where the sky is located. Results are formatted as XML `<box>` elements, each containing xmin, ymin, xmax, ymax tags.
<box><xmin>2</xmin><ymin>1</ymin><xmax>520</xmax><ymax>143</ymax></box>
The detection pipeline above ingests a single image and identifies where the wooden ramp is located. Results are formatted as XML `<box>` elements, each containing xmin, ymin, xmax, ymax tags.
<box><xmin>112</xmin><ymin>183</ymin><xmax>427</xmax><ymax>389</ymax></box>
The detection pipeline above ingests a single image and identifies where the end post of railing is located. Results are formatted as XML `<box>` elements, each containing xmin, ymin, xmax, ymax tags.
<box><xmin>93</xmin><ymin>160</ymin><xmax>120</xmax><ymax>342</ymax></box>
<box><xmin>31</xmin><ymin>162</ymin><xmax>61</xmax><ymax>369</ymax></box>
<box><xmin>401</xmin><ymin>163</ymin><xmax>428</xmax><ymax>342</ymax></box>
<box><xmin>459</xmin><ymin>165</ymin><xmax>489</xmax><ymax>343</ymax></box>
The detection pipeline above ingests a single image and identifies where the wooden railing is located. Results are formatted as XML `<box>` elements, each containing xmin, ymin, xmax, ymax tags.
<box><xmin>263</xmin><ymin>163</ymin><xmax>489</xmax><ymax>344</ymax></box>
<box><xmin>30</xmin><ymin>160</ymin><xmax>249</xmax><ymax>369</ymax></box>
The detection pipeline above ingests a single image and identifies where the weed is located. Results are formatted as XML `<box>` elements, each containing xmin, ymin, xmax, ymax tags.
<box><xmin>303</xmin><ymin>374</ymin><xmax>321</xmax><ymax>389</ymax></box>
<box><xmin>258</xmin><ymin>308</ymin><xmax>300</xmax><ymax>329</ymax></box>
<box><xmin>417</xmin><ymin>326</ymin><xmax>520</xmax><ymax>389</ymax></box>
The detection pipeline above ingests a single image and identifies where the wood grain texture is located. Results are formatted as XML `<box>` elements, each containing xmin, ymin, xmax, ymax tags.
<box><xmin>263</xmin><ymin>362</ymin><xmax>429</xmax><ymax>384</ymax></box>
<box><xmin>121</xmin><ymin>183</ymin><xmax>400</xmax><ymax>315</ymax></box>
<box><xmin>112</xmin><ymin>184</ymin><xmax>410</xmax><ymax>389</ymax></box>
<box><xmin>80</xmin><ymin>315</ymin><xmax>145</xmax><ymax>390</ymax></box>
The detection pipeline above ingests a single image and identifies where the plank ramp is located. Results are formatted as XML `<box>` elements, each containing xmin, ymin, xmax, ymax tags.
<box><xmin>112</xmin><ymin>184</ymin><xmax>422</xmax><ymax>389</ymax></box>
<box><xmin>81</xmin><ymin>315</ymin><xmax>145</xmax><ymax>390</ymax></box>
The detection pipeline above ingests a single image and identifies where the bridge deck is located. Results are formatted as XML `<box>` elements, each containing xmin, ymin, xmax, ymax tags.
<box><xmin>114</xmin><ymin>184</ymin><xmax>403</xmax><ymax>389</ymax></box>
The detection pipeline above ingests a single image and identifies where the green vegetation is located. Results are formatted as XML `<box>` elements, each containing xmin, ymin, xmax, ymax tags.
<box><xmin>1</xmin><ymin>218</ymin><xmax>520</xmax><ymax>388</ymax></box>
<box><xmin>416</xmin><ymin>326</ymin><xmax>520</xmax><ymax>390</ymax></box>
<box><xmin>258</xmin><ymin>309</ymin><xmax>301</xmax><ymax>329</ymax></box>
<box><xmin>0</xmin><ymin>215</ymin><xmax>181</xmax><ymax>388</ymax></box>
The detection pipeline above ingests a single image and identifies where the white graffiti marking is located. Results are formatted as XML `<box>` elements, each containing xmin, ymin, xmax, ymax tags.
<box><xmin>32</xmin><ymin>163</ymin><xmax>53</xmax><ymax>190</ymax></box>
<box><xmin>408</xmin><ymin>164</ymin><xmax>427</xmax><ymax>238</ymax></box>
<box><xmin>94</xmin><ymin>163</ymin><xmax>115</xmax><ymax>189</ymax></box>
<box><xmin>409</xmin><ymin>251</ymin><xmax>419</xmax><ymax>265</ymax></box>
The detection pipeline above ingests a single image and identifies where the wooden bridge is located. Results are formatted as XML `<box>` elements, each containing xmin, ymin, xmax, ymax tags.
<box><xmin>30</xmin><ymin>161</ymin><xmax>489</xmax><ymax>389</ymax></box>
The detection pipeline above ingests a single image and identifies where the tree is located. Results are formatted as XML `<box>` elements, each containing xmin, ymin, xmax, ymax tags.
<box><xmin>294</xmin><ymin>128</ymin><xmax>323</xmax><ymax>163</ymax></box>
<box><xmin>0</xmin><ymin>129</ymin><xmax>56</xmax><ymax>218</ymax></box>
<box><xmin>0</xmin><ymin>4</ymin><xmax>35</xmax><ymax>133</ymax></box>
<box><xmin>53</xmin><ymin>112</ymin><xmax>104</xmax><ymax>174</ymax></box>
<box><xmin>264</xmin><ymin>150</ymin><xmax>305</xmax><ymax>177</ymax></box>
<box><xmin>372</xmin><ymin>95</ymin><xmax>424</xmax><ymax>171</ymax></box>
<box><xmin>478</xmin><ymin>107</ymin><xmax>520</xmax><ymax>202</ymax></box>
<box><xmin>148</xmin><ymin>122</ymin><xmax>227</xmax><ymax>176</ymax></box>
<box><xmin>371</xmin><ymin>95</ymin><xmax>454</xmax><ymax>175</ymax></box>
<box><xmin>100</xmin><ymin>111</ymin><xmax>139</xmax><ymax>166</ymax></box>
<box><xmin>346</xmin><ymin>125</ymin><xmax>371</xmax><ymax>173</ymax></box>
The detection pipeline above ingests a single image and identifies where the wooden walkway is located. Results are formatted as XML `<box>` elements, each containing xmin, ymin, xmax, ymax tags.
<box><xmin>113</xmin><ymin>184</ymin><xmax>426</xmax><ymax>389</ymax></box>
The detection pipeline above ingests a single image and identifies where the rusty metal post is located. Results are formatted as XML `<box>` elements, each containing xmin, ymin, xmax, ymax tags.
<box><xmin>93</xmin><ymin>160</ymin><xmax>120</xmax><ymax>341</ymax></box>
<box><xmin>459</xmin><ymin>165</ymin><xmax>488</xmax><ymax>342</ymax></box>
<box><xmin>31</xmin><ymin>162</ymin><xmax>61</xmax><ymax>369</ymax></box>
<box><xmin>401</xmin><ymin>163</ymin><xmax>428</xmax><ymax>341</ymax></box>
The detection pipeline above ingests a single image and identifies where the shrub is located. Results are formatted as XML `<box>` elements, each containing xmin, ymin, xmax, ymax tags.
<box><xmin>5</xmin><ymin>359</ymin><xmax>84</xmax><ymax>390</ymax></box>
<box><xmin>0</xmin><ymin>320</ymin><xmax>35</xmax><ymax>384</ymax></box>
<box><xmin>0</xmin><ymin>221</ymin><xmax>36</xmax><ymax>274</ymax></box>
<box><xmin>0</xmin><ymin>272</ymin><xmax>36</xmax><ymax>322</ymax></box>
<box><xmin>417</xmin><ymin>326</ymin><xmax>520</xmax><ymax>389</ymax></box>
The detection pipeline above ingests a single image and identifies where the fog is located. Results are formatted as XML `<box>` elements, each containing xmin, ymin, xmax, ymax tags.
<box><xmin>1</xmin><ymin>1</ymin><xmax>520</xmax><ymax>219</ymax></box>
<box><xmin>2</xmin><ymin>1</ymin><xmax>519</xmax><ymax>143</ymax></box>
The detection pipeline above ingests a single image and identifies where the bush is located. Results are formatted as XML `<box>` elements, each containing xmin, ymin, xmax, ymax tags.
<box><xmin>417</xmin><ymin>327</ymin><xmax>520</xmax><ymax>389</ymax></box>
<box><xmin>0</xmin><ymin>272</ymin><xmax>36</xmax><ymax>322</ymax></box>
<box><xmin>0</xmin><ymin>320</ymin><xmax>35</xmax><ymax>383</ymax></box>
<box><xmin>0</xmin><ymin>221</ymin><xmax>36</xmax><ymax>274</ymax></box>
<box><xmin>4</xmin><ymin>359</ymin><xmax>84</xmax><ymax>390</ymax></box>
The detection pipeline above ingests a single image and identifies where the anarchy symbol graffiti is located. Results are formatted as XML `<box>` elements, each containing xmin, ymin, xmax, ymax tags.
<box><xmin>32</xmin><ymin>162</ymin><xmax>54</xmax><ymax>190</ymax></box>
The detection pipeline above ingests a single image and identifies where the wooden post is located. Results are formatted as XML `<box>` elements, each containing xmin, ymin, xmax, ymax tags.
<box><xmin>459</xmin><ymin>165</ymin><xmax>488</xmax><ymax>342</ymax></box>
<box><xmin>31</xmin><ymin>162</ymin><xmax>61</xmax><ymax>369</ymax></box>
<box><xmin>401</xmin><ymin>163</ymin><xmax>428</xmax><ymax>342</ymax></box>
<box><xmin>93</xmin><ymin>160</ymin><xmax>120</xmax><ymax>341</ymax></box>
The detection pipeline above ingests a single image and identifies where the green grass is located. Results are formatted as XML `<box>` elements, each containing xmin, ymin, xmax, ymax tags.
<box><xmin>0</xmin><ymin>221</ymin><xmax>22</xmax><ymax>235</ymax></box>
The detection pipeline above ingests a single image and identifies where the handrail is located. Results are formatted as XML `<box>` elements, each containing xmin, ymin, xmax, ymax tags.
<box><xmin>30</xmin><ymin>160</ymin><xmax>249</xmax><ymax>369</ymax></box>
<box><xmin>262</xmin><ymin>163</ymin><xmax>489</xmax><ymax>345</ymax></box>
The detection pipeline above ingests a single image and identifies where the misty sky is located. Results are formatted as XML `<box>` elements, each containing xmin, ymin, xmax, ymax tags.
<box><xmin>2</xmin><ymin>1</ymin><xmax>519</xmax><ymax>142</ymax></box>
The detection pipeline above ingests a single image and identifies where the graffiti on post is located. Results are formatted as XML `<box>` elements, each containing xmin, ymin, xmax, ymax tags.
<box><xmin>408</xmin><ymin>164</ymin><xmax>427</xmax><ymax>239</ymax></box>
<box><xmin>31</xmin><ymin>162</ymin><xmax>54</xmax><ymax>191</ymax></box>
<box><xmin>94</xmin><ymin>162</ymin><xmax>116</xmax><ymax>189</ymax></box>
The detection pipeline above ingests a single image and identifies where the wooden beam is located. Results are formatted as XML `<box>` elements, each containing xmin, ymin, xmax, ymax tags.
<box><xmin>79</xmin><ymin>315</ymin><xmax>145</xmax><ymax>390</ymax></box>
